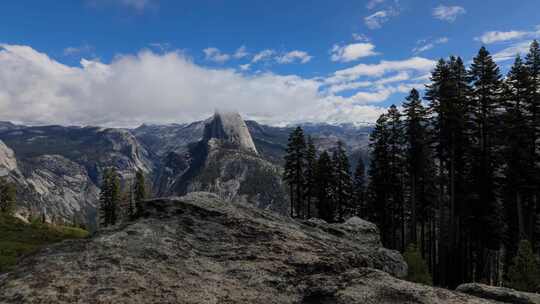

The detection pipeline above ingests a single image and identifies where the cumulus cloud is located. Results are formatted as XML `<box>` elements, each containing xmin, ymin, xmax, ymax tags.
<box><xmin>432</xmin><ymin>5</ymin><xmax>466</xmax><ymax>22</ymax></box>
<box><xmin>412</xmin><ymin>37</ymin><xmax>449</xmax><ymax>54</ymax></box>
<box><xmin>276</xmin><ymin>50</ymin><xmax>312</xmax><ymax>64</ymax></box>
<box><xmin>0</xmin><ymin>43</ymin><xmax>396</xmax><ymax>126</ymax></box>
<box><xmin>203</xmin><ymin>47</ymin><xmax>230</xmax><ymax>63</ymax></box>
<box><xmin>330</xmin><ymin>43</ymin><xmax>378</xmax><ymax>62</ymax></box>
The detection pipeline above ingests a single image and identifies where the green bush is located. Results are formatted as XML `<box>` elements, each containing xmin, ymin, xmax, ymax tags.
<box><xmin>403</xmin><ymin>243</ymin><xmax>432</xmax><ymax>285</ymax></box>
<box><xmin>507</xmin><ymin>239</ymin><xmax>540</xmax><ymax>292</ymax></box>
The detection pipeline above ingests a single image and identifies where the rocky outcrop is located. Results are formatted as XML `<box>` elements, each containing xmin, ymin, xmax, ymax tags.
<box><xmin>457</xmin><ymin>283</ymin><xmax>540</xmax><ymax>304</ymax></box>
<box><xmin>0</xmin><ymin>193</ymin><xmax>498</xmax><ymax>303</ymax></box>
<box><xmin>204</xmin><ymin>111</ymin><xmax>258</xmax><ymax>154</ymax></box>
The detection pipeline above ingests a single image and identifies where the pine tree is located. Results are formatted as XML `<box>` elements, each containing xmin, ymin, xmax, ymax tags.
<box><xmin>284</xmin><ymin>126</ymin><xmax>307</xmax><ymax>218</ymax></box>
<box><xmin>503</xmin><ymin>55</ymin><xmax>535</xmax><ymax>269</ymax></box>
<box><xmin>387</xmin><ymin>104</ymin><xmax>406</xmax><ymax>250</ymax></box>
<box><xmin>402</xmin><ymin>88</ymin><xmax>430</xmax><ymax>246</ymax></box>
<box><xmin>352</xmin><ymin>158</ymin><xmax>366</xmax><ymax>218</ymax></box>
<box><xmin>0</xmin><ymin>178</ymin><xmax>16</xmax><ymax>215</ymax></box>
<box><xmin>506</xmin><ymin>240</ymin><xmax>540</xmax><ymax>292</ymax></box>
<box><xmin>368</xmin><ymin>114</ymin><xmax>392</xmax><ymax>246</ymax></box>
<box><xmin>134</xmin><ymin>169</ymin><xmax>147</xmax><ymax>218</ymax></box>
<box><xmin>99</xmin><ymin>168</ymin><xmax>120</xmax><ymax>227</ymax></box>
<box><xmin>315</xmin><ymin>151</ymin><xmax>335</xmax><ymax>222</ymax></box>
<box><xmin>469</xmin><ymin>47</ymin><xmax>505</xmax><ymax>282</ymax></box>
<box><xmin>332</xmin><ymin>141</ymin><xmax>353</xmax><ymax>222</ymax></box>
<box><xmin>525</xmin><ymin>40</ymin><xmax>540</xmax><ymax>253</ymax></box>
<box><xmin>304</xmin><ymin>136</ymin><xmax>317</xmax><ymax>219</ymax></box>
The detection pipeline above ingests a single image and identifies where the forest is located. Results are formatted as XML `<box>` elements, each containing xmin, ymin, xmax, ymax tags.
<box><xmin>283</xmin><ymin>40</ymin><xmax>540</xmax><ymax>290</ymax></box>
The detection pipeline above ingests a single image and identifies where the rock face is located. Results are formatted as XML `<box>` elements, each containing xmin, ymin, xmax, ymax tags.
<box><xmin>0</xmin><ymin>193</ymin><xmax>497</xmax><ymax>303</ymax></box>
<box><xmin>204</xmin><ymin>111</ymin><xmax>258</xmax><ymax>154</ymax></box>
<box><xmin>0</xmin><ymin>125</ymin><xmax>153</xmax><ymax>225</ymax></box>
<box><xmin>156</xmin><ymin>113</ymin><xmax>288</xmax><ymax>214</ymax></box>
<box><xmin>457</xmin><ymin>283</ymin><xmax>540</xmax><ymax>304</ymax></box>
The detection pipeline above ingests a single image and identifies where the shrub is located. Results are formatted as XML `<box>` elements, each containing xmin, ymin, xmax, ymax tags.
<box><xmin>507</xmin><ymin>239</ymin><xmax>540</xmax><ymax>292</ymax></box>
<box><xmin>403</xmin><ymin>243</ymin><xmax>432</xmax><ymax>285</ymax></box>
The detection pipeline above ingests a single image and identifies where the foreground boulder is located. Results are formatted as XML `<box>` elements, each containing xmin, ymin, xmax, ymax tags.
<box><xmin>457</xmin><ymin>283</ymin><xmax>540</xmax><ymax>304</ymax></box>
<box><xmin>1</xmin><ymin>192</ymin><xmax>497</xmax><ymax>303</ymax></box>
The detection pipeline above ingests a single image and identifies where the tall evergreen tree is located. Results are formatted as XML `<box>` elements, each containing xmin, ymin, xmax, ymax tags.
<box><xmin>368</xmin><ymin>114</ymin><xmax>392</xmax><ymax>246</ymax></box>
<box><xmin>402</xmin><ymin>88</ymin><xmax>430</xmax><ymax>246</ymax></box>
<box><xmin>503</xmin><ymin>55</ymin><xmax>535</xmax><ymax>268</ymax></box>
<box><xmin>332</xmin><ymin>141</ymin><xmax>353</xmax><ymax>222</ymax></box>
<box><xmin>284</xmin><ymin>126</ymin><xmax>307</xmax><ymax>218</ymax></box>
<box><xmin>469</xmin><ymin>47</ymin><xmax>505</xmax><ymax>282</ymax></box>
<box><xmin>352</xmin><ymin>158</ymin><xmax>366</xmax><ymax>218</ymax></box>
<box><xmin>315</xmin><ymin>151</ymin><xmax>335</xmax><ymax>222</ymax></box>
<box><xmin>525</xmin><ymin>40</ymin><xmax>540</xmax><ymax>253</ymax></box>
<box><xmin>99</xmin><ymin>168</ymin><xmax>120</xmax><ymax>227</ymax></box>
<box><xmin>304</xmin><ymin>136</ymin><xmax>317</xmax><ymax>219</ymax></box>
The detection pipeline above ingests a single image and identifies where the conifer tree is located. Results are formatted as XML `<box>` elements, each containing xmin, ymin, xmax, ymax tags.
<box><xmin>304</xmin><ymin>136</ymin><xmax>317</xmax><ymax>219</ymax></box>
<box><xmin>402</xmin><ymin>88</ymin><xmax>430</xmax><ymax>245</ymax></box>
<box><xmin>332</xmin><ymin>141</ymin><xmax>353</xmax><ymax>222</ymax></box>
<box><xmin>503</xmin><ymin>55</ymin><xmax>535</xmax><ymax>267</ymax></box>
<box><xmin>315</xmin><ymin>151</ymin><xmax>335</xmax><ymax>222</ymax></box>
<box><xmin>368</xmin><ymin>114</ymin><xmax>392</xmax><ymax>246</ymax></box>
<box><xmin>352</xmin><ymin>158</ymin><xmax>366</xmax><ymax>218</ymax></box>
<box><xmin>525</xmin><ymin>40</ymin><xmax>540</xmax><ymax>253</ymax></box>
<box><xmin>404</xmin><ymin>243</ymin><xmax>433</xmax><ymax>286</ymax></box>
<box><xmin>99</xmin><ymin>168</ymin><xmax>120</xmax><ymax>227</ymax></box>
<box><xmin>284</xmin><ymin>126</ymin><xmax>307</xmax><ymax>218</ymax></box>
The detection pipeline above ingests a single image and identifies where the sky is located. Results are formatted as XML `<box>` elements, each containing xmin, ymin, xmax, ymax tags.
<box><xmin>0</xmin><ymin>0</ymin><xmax>539</xmax><ymax>127</ymax></box>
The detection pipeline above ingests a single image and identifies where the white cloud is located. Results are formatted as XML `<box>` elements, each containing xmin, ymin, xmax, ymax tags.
<box><xmin>252</xmin><ymin>49</ymin><xmax>275</xmax><ymax>63</ymax></box>
<box><xmin>63</xmin><ymin>44</ymin><xmax>95</xmax><ymax>56</ymax></box>
<box><xmin>352</xmin><ymin>33</ymin><xmax>370</xmax><ymax>42</ymax></box>
<box><xmin>0</xmin><ymin>43</ymin><xmax>394</xmax><ymax>126</ymax></box>
<box><xmin>492</xmin><ymin>41</ymin><xmax>532</xmax><ymax>62</ymax></box>
<box><xmin>412</xmin><ymin>37</ymin><xmax>449</xmax><ymax>54</ymax></box>
<box><xmin>477</xmin><ymin>31</ymin><xmax>529</xmax><ymax>44</ymax></box>
<box><xmin>276</xmin><ymin>50</ymin><xmax>312</xmax><ymax>64</ymax></box>
<box><xmin>203</xmin><ymin>47</ymin><xmax>230</xmax><ymax>63</ymax></box>
<box><xmin>330</xmin><ymin>43</ymin><xmax>378</xmax><ymax>62</ymax></box>
<box><xmin>432</xmin><ymin>5</ymin><xmax>466</xmax><ymax>22</ymax></box>
<box><xmin>364</xmin><ymin>10</ymin><xmax>391</xmax><ymax>29</ymax></box>
<box><xmin>239</xmin><ymin>63</ymin><xmax>251</xmax><ymax>71</ymax></box>
<box><xmin>233</xmin><ymin>46</ymin><xmax>249</xmax><ymax>59</ymax></box>
<box><xmin>366</xmin><ymin>0</ymin><xmax>385</xmax><ymax>9</ymax></box>
<box><xmin>327</xmin><ymin>57</ymin><xmax>436</xmax><ymax>84</ymax></box>
<box><xmin>88</xmin><ymin>0</ymin><xmax>157</xmax><ymax>11</ymax></box>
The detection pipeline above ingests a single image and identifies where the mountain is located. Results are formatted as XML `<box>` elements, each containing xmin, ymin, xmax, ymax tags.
<box><xmin>0</xmin><ymin>125</ymin><xmax>153</xmax><ymax>228</ymax></box>
<box><xmin>0</xmin><ymin>192</ymin><xmax>500</xmax><ymax>303</ymax></box>
<box><xmin>0</xmin><ymin>114</ymin><xmax>372</xmax><ymax>225</ymax></box>
<box><xmin>154</xmin><ymin>112</ymin><xmax>288</xmax><ymax>213</ymax></box>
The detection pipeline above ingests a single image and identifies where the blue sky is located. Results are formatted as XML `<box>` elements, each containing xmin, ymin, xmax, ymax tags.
<box><xmin>0</xmin><ymin>0</ymin><xmax>539</xmax><ymax>126</ymax></box>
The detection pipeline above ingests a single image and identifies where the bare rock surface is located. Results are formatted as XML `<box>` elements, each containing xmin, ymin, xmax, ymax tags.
<box><xmin>457</xmin><ymin>283</ymin><xmax>540</xmax><ymax>304</ymax></box>
<box><xmin>0</xmin><ymin>192</ymin><xmax>500</xmax><ymax>303</ymax></box>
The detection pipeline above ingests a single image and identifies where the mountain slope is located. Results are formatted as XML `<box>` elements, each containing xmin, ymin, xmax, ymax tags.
<box><xmin>0</xmin><ymin>193</ymin><xmax>496</xmax><ymax>303</ymax></box>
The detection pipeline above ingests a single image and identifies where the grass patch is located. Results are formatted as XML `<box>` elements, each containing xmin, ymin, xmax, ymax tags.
<box><xmin>0</xmin><ymin>213</ymin><xmax>89</xmax><ymax>273</ymax></box>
